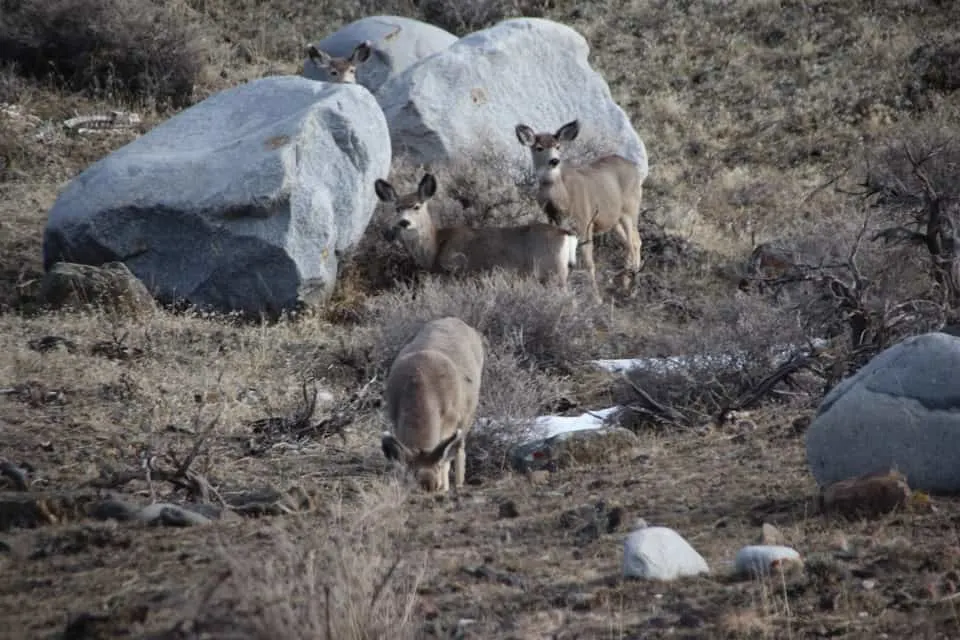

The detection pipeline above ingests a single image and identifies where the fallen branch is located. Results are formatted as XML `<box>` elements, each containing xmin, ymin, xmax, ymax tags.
<box><xmin>716</xmin><ymin>347</ymin><xmax>823</xmax><ymax>424</ymax></box>
<box><xmin>620</xmin><ymin>373</ymin><xmax>687</xmax><ymax>426</ymax></box>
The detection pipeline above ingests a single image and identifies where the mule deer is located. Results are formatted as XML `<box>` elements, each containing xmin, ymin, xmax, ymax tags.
<box><xmin>306</xmin><ymin>41</ymin><xmax>372</xmax><ymax>84</ymax></box>
<box><xmin>381</xmin><ymin>316</ymin><xmax>485</xmax><ymax>493</ymax></box>
<box><xmin>374</xmin><ymin>173</ymin><xmax>579</xmax><ymax>289</ymax></box>
<box><xmin>515</xmin><ymin>119</ymin><xmax>645</xmax><ymax>301</ymax></box>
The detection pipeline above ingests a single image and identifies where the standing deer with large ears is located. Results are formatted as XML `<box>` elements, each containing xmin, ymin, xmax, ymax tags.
<box><xmin>515</xmin><ymin>119</ymin><xmax>645</xmax><ymax>301</ymax></box>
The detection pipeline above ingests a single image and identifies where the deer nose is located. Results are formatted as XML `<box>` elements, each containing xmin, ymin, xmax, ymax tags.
<box><xmin>397</xmin><ymin>219</ymin><xmax>411</xmax><ymax>229</ymax></box>
<box><xmin>548</xmin><ymin>158</ymin><xmax>560</xmax><ymax>168</ymax></box>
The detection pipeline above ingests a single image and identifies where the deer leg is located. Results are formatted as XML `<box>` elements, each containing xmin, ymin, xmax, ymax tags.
<box><xmin>579</xmin><ymin>231</ymin><xmax>602</xmax><ymax>303</ymax></box>
<box><xmin>611</xmin><ymin>221</ymin><xmax>634</xmax><ymax>291</ymax></box>
<box><xmin>454</xmin><ymin>438</ymin><xmax>466</xmax><ymax>489</ymax></box>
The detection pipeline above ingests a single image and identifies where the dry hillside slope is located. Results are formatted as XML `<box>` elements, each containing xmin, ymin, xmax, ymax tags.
<box><xmin>1</xmin><ymin>0</ymin><xmax>960</xmax><ymax>638</ymax></box>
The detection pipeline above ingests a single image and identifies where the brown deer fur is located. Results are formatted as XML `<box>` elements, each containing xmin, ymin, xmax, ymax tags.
<box><xmin>381</xmin><ymin>317</ymin><xmax>485</xmax><ymax>492</ymax></box>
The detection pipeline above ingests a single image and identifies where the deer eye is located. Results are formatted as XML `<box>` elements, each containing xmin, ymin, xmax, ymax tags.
<box><xmin>535</xmin><ymin>145</ymin><xmax>544</xmax><ymax>152</ymax></box>
<box><xmin>413</xmin><ymin>204</ymin><xmax>421</xmax><ymax>210</ymax></box>
<box><xmin>330</xmin><ymin>70</ymin><xmax>339</xmax><ymax>76</ymax></box>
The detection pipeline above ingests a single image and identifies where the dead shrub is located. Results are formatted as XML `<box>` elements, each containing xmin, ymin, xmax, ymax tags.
<box><xmin>364</xmin><ymin>270</ymin><xmax>608</xmax><ymax>375</ymax></box>
<box><xmin>196</xmin><ymin>482</ymin><xmax>425</xmax><ymax>640</ymax></box>
<box><xmin>0</xmin><ymin>0</ymin><xmax>206</xmax><ymax>107</ymax></box>
<box><xmin>464</xmin><ymin>345</ymin><xmax>567</xmax><ymax>480</ymax></box>
<box><xmin>612</xmin><ymin>294</ymin><xmax>813</xmax><ymax>429</ymax></box>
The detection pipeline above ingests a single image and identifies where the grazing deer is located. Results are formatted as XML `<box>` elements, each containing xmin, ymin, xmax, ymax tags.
<box><xmin>515</xmin><ymin>119</ymin><xmax>645</xmax><ymax>301</ymax></box>
<box><xmin>381</xmin><ymin>316</ymin><xmax>485</xmax><ymax>493</ymax></box>
<box><xmin>306</xmin><ymin>41</ymin><xmax>372</xmax><ymax>83</ymax></box>
<box><xmin>374</xmin><ymin>173</ymin><xmax>579</xmax><ymax>289</ymax></box>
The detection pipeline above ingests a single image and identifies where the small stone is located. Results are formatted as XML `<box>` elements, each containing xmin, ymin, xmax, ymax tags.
<box><xmin>734</xmin><ymin>545</ymin><xmax>803</xmax><ymax>579</ymax></box>
<box><xmin>820</xmin><ymin>469</ymin><xmax>911</xmax><ymax>519</ymax></box>
<box><xmin>623</xmin><ymin>526</ymin><xmax>710</xmax><ymax>581</ymax></box>
<box><xmin>527</xmin><ymin>470</ymin><xmax>550</xmax><ymax>485</ymax></box>
<box><xmin>135</xmin><ymin>503</ymin><xmax>212</xmax><ymax>527</ymax></box>
<box><xmin>498</xmin><ymin>500</ymin><xmax>520</xmax><ymax>519</ymax></box>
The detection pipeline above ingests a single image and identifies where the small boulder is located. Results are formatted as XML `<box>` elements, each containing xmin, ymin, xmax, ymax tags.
<box><xmin>304</xmin><ymin>15</ymin><xmax>456</xmax><ymax>93</ymax></box>
<box><xmin>135</xmin><ymin>503</ymin><xmax>213</xmax><ymax>527</ymax></box>
<box><xmin>38</xmin><ymin>261</ymin><xmax>154</xmax><ymax>316</ymax></box>
<box><xmin>43</xmin><ymin>76</ymin><xmax>391</xmax><ymax>317</ymax></box>
<box><xmin>734</xmin><ymin>545</ymin><xmax>803</xmax><ymax>579</ymax></box>
<box><xmin>806</xmin><ymin>332</ymin><xmax>960</xmax><ymax>493</ymax></box>
<box><xmin>622</xmin><ymin>524</ymin><xmax>710</xmax><ymax>581</ymax></box>
<box><xmin>819</xmin><ymin>469</ymin><xmax>912</xmax><ymax>519</ymax></box>
<box><xmin>509</xmin><ymin>426</ymin><xmax>638</xmax><ymax>472</ymax></box>
<box><xmin>376</xmin><ymin>17</ymin><xmax>647</xmax><ymax>181</ymax></box>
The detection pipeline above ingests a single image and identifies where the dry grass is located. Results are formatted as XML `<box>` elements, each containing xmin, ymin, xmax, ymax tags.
<box><xmin>0</xmin><ymin>0</ymin><xmax>207</xmax><ymax>108</ymax></box>
<box><xmin>200</xmin><ymin>481</ymin><xmax>427</xmax><ymax>640</ymax></box>
<box><xmin>2</xmin><ymin>0</ymin><xmax>960</xmax><ymax>638</ymax></box>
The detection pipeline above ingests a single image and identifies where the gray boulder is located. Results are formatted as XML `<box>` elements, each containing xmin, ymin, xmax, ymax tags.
<box><xmin>375</xmin><ymin>17</ymin><xmax>648</xmax><ymax>181</ymax></box>
<box><xmin>806</xmin><ymin>332</ymin><xmax>960</xmax><ymax>493</ymax></box>
<box><xmin>43</xmin><ymin>76</ymin><xmax>391</xmax><ymax>316</ymax></box>
<box><xmin>303</xmin><ymin>15</ymin><xmax>456</xmax><ymax>93</ymax></box>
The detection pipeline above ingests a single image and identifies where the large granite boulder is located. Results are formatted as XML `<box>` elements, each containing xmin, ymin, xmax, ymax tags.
<box><xmin>375</xmin><ymin>17</ymin><xmax>648</xmax><ymax>181</ymax></box>
<box><xmin>806</xmin><ymin>332</ymin><xmax>960</xmax><ymax>493</ymax></box>
<box><xmin>43</xmin><ymin>76</ymin><xmax>391</xmax><ymax>316</ymax></box>
<box><xmin>303</xmin><ymin>15</ymin><xmax>456</xmax><ymax>93</ymax></box>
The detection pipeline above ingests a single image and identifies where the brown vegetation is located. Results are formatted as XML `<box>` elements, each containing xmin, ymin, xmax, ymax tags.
<box><xmin>2</xmin><ymin>0</ymin><xmax>960</xmax><ymax>637</ymax></box>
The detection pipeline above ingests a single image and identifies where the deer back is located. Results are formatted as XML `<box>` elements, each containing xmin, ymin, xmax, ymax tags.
<box><xmin>385</xmin><ymin>317</ymin><xmax>484</xmax><ymax>451</ymax></box>
<box><xmin>560</xmin><ymin>156</ymin><xmax>644</xmax><ymax>234</ymax></box>
<box><xmin>434</xmin><ymin>224</ymin><xmax>574</xmax><ymax>276</ymax></box>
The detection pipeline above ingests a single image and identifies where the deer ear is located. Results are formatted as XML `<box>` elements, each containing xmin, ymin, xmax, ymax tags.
<box><xmin>418</xmin><ymin>173</ymin><xmax>438</xmax><ymax>200</ymax></box>
<box><xmin>423</xmin><ymin>430</ymin><xmax>462</xmax><ymax>466</ymax></box>
<box><xmin>515</xmin><ymin>124</ymin><xmax>536</xmax><ymax>147</ymax></box>
<box><xmin>556</xmin><ymin>120</ymin><xmax>580</xmax><ymax>142</ymax></box>
<box><xmin>374</xmin><ymin>179</ymin><xmax>397</xmax><ymax>203</ymax></box>
<box><xmin>351</xmin><ymin>41</ymin><xmax>372</xmax><ymax>63</ymax></box>
<box><xmin>381</xmin><ymin>432</ymin><xmax>411</xmax><ymax>462</ymax></box>
<box><xmin>307</xmin><ymin>45</ymin><xmax>331</xmax><ymax>66</ymax></box>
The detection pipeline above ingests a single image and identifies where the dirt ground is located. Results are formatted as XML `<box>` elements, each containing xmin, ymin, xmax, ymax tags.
<box><xmin>3</xmin><ymin>0</ymin><xmax>960</xmax><ymax>638</ymax></box>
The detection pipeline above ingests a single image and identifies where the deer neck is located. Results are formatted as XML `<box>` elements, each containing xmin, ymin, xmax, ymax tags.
<box><xmin>402</xmin><ymin>212</ymin><xmax>440</xmax><ymax>270</ymax></box>
<box><xmin>536</xmin><ymin>168</ymin><xmax>570</xmax><ymax>224</ymax></box>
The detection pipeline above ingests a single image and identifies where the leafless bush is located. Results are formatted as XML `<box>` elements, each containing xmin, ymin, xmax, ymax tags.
<box><xmin>613</xmin><ymin>294</ymin><xmax>815</xmax><ymax>429</ymax></box>
<box><xmin>194</xmin><ymin>483</ymin><xmax>425</xmax><ymax>640</ymax></box>
<box><xmin>364</xmin><ymin>271</ymin><xmax>608</xmax><ymax>375</ymax></box>
<box><xmin>464</xmin><ymin>346</ymin><xmax>567</xmax><ymax>479</ymax></box>
<box><xmin>0</xmin><ymin>0</ymin><xmax>206</xmax><ymax>107</ymax></box>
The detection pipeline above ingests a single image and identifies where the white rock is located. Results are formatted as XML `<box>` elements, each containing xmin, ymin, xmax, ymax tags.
<box><xmin>376</xmin><ymin>17</ymin><xmax>647</xmax><ymax>181</ymax></box>
<box><xmin>734</xmin><ymin>545</ymin><xmax>803</xmax><ymax>578</ymax></box>
<box><xmin>303</xmin><ymin>15</ymin><xmax>456</xmax><ymax>93</ymax></box>
<box><xmin>806</xmin><ymin>332</ymin><xmax>960</xmax><ymax>492</ymax></box>
<box><xmin>43</xmin><ymin>76</ymin><xmax>391</xmax><ymax>316</ymax></box>
<box><xmin>622</xmin><ymin>526</ymin><xmax>709</xmax><ymax>581</ymax></box>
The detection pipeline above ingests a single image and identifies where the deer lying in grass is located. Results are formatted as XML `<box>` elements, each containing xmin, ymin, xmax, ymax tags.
<box><xmin>381</xmin><ymin>316</ymin><xmax>485</xmax><ymax>493</ymax></box>
<box><xmin>374</xmin><ymin>173</ymin><xmax>579</xmax><ymax>289</ymax></box>
<box><xmin>515</xmin><ymin>119</ymin><xmax>645</xmax><ymax>301</ymax></box>
<box><xmin>306</xmin><ymin>41</ymin><xmax>372</xmax><ymax>84</ymax></box>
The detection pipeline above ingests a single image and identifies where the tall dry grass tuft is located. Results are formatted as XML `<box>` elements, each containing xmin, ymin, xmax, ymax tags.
<box><xmin>202</xmin><ymin>481</ymin><xmax>427</xmax><ymax>640</ymax></box>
